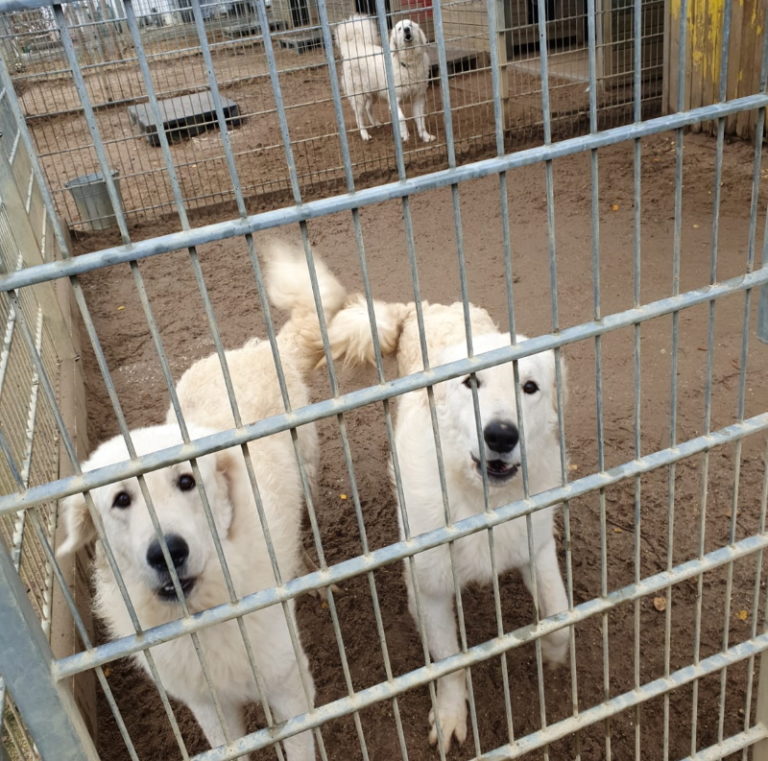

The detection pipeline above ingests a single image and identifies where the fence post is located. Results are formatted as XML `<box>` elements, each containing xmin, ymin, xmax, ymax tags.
<box><xmin>756</xmin><ymin>643</ymin><xmax>768</xmax><ymax>761</ymax></box>
<box><xmin>0</xmin><ymin>536</ymin><xmax>100</xmax><ymax>761</ymax></box>
<box><xmin>759</xmin><ymin>284</ymin><xmax>768</xmax><ymax>344</ymax></box>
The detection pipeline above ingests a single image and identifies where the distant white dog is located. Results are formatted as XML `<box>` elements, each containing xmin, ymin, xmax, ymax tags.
<box><xmin>335</xmin><ymin>14</ymin><xmax>435</xmax><ymax>143</ymax></box>
<box><xmin>57</xmin><ymin>241</ymin><xmax>348</xmax><ymax>761</ymax></box>
<box><xmin>326</xmin><ymin>297</ymin><xmax>570</xmax><ymax>752</ymax></box>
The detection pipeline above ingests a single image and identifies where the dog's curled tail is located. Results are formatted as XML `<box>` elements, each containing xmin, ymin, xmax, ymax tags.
<box><xmin>264</xmin><ymin>239</ymin><xmax>347</xmax><ymax>377</ymax></box>
<box><xmin>334</xmin><ymin>14</ymin><xmax>379</xmax><ymax>60</ymax></box>
<box><xmin>326</xmin><ymin>293</ymin><xmax>409</xmax><ymax>367</ymax></box>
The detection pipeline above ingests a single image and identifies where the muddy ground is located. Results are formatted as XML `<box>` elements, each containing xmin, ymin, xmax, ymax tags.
<box><xmin>71</xmin><ymin>129</ymin><xmax>768</xmax><ymax>761</ymax></box>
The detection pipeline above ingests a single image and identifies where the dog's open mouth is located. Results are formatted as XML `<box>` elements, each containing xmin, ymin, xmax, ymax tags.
<box><xmin>472</xmin><ymin>455</ymin><xmax>519</xmax><ymax>483</ymax></box>
<box><xmin>155</xmin><ymin>577</ymin><xmax>196</xmax><ymax>601</ymax></box>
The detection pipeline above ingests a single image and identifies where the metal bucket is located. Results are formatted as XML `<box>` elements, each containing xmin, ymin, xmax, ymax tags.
<box><xmin>65</xmin><ymin>169</ymin><xmax>123</xmax><ymax>230</ymax></box>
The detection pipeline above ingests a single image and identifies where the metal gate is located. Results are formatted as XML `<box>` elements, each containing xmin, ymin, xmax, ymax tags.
<box><xmin>1</xmin><ymin>0</ymin><xmax>768</xmax><ymax>760</ymax></box>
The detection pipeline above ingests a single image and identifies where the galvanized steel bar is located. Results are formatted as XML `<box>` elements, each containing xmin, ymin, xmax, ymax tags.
<box><xmin>0</xmin><ymin>53</ymin><xmax>72</xmax><ymax>259</ymax></box>
<box><xmin>3</xmin><ymin>267</ymin><xmax>768</xmax><ymax>516</ymax></box>
<box><xmin>718</xmin><ymin>76</ymin><xmax>767</xmax><ymax>746</ymax></box>
<box><xmin>52</xmin><ymin>4</ymin><xmax>130</xmax><ymax>242</ymax></box>
<box><xmin>3</xmin><ymin>94</ymin><xmax>768</xmax><ymax>296</ymax></box>
<box><xmin>740</xmin><ymin>436</ymin><xmax>768</xmax><ymax>760</ymax></box>
<box><xmin>52</xmin><ymin>416</ymin><xmax>768</xmax><ymax>680</ymax></box>
<box><xmin>172</xmin><ymin>564</ymin><xmax>768</xmax><ymax>761</ymax></box>
<box><xmin>0</xmin><ymin>535</ymin><xmax>100</xmax><ymax>761</ymax></box>
<box><xmin>26</xmin><ymin>508</ymin><xmax>147</xmax><ymax>761</ymax></box>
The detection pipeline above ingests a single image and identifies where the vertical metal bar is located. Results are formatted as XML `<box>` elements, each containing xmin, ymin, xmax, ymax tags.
<box><xmin>11</xmin><ymin>282</ymin><xmax>197</xmax><ymax>758</ymax></box>
<box><xmin>387</xmin><ymin>194</ymin><xmax>478</xmax><ymax>761</ymax></box>
<box><xmin>719</xmin><ymin>39</ymin><xmax>767</xmax><ymax>746</ymax></box>
<box><xmin>585</xmin><ymin>1</ymin><xmax>611</xmax><ymax>757</ymax></box>
<box><xmin>756</xmin><ymin>9</ymin><xmax>768</xmax><ymax>344</ymax></box>
<box><xmin>630</xmin><ymin>0</ymin><xmax>644</xmax><ymax>752</ymax></box>
<box><xmin>189</xmin><ymin>0</ymin><xmax>247</xmax><ymax>218</ymax></box>
<box><xmin>122</xmin><ymin>0</ymin><xmax>191</xmax><ymax>227</ymax></box>
<box><xmin>27</xmin><ymin>510</ymin><xmax>144</xmax><ymax>761</ymax></box>
<box><xmin>0</xmin><ymin>49</ymin><xmax>73</xmax><ymax>259</ymax></box>
<box><xmin>314</xmin><ymin>0</ymin><xmax>355</xmax><ymax>191</ymax></box>
<box><xmin>371</xmin><ymin>7</ymin><xmax>407</xmax><ymax>179</ymax></box>
<box><xmin>751</xmin><ymin>428</ymin><xmax>768</xmax><ymax>761</ymax></box>
<box><xmin>663</xmin><ymin>0</ymin><xmax>690</xmax><ymax>754</ymax></box>
<box><xmin>485</xmin><ymin>0</ymin><xmax>523</xmax><ymax>742</ymax></box>
<box><xmin>691</xmin><ymin>0</ymin><xmax>733</xmax><ymax>755</ymax></box>
<box><xmin>0</xmin><ymin>534</ymin><xmax>100</xmax><ymax>761</ymax></box>
<box><xmin>53</xmin><ymin>3</ymin><xmax>129</xmax><ymax>241</ymax></box>
<box><xmin>430</xmin><ymin>0</ymin><xmax>457</xmax><ymax>165</ymax></box>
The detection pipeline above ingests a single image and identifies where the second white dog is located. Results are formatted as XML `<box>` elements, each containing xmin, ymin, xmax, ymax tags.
<box><xmin>57</xmin><ymin>241</ymin><xmax>347</xmax><ymax>761</ymax></box>
<box><xmin>335</xmin><ymin>14</ymin><xmax>435</xmax><ymax>143</ymax></box>
<box><xmin>326</xmin><ymin>297</ymin><xmax>570</xmax><ymax>752</ymax></box>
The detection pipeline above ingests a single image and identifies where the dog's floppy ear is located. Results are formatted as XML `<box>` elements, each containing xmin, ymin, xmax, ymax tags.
<box><xmin>56</xmin><ymin>492</ymin><xmax>96</xmax><ymax>557</ymax></box>
<box><xmin>212</xmin><ymin>446</ymin><xmax>253</xmax><ymax>535</ymax></box>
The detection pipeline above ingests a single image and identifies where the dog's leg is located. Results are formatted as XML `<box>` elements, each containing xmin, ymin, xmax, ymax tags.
<box><xmin>409</xmin><ymin>582</ymin><xmax>468</xmax><ymax>753</ymax></box>
<box><xmin>351</xmin><ymin>94</ymin><xmax>371</xmax><ymax>141</ymax></box>
<box><xmin>395</xmin><ymin>100</ymin><xmax>409</xmax><ymax>141</ymax></box>
<box><xmin>364</xmin><ymin>97</ymin><xmax>381</xmax><ymax>127</ymax></box>
<box><xmin>413</xmin><ymin>95</ymin><xmax>435</xmax><ymax>142</ymax></box>
<box><xmin>259</xmin><ymin>606</ymin><xmax>316</xmax><ymax>761</ymax></box>
<box><xmin>266</xmin><ymin>664</ymin><xmax>315</xmax><ymax>761</ymax></box>
<box><xmin>519</xmin><ymin>537</ymin><xmax>570</xmax><ymax>666</ymax></box>
<box><xmin>186</xmin><ymin>694</ymin><xmax>248</xmax><ymax>759</ymax></box>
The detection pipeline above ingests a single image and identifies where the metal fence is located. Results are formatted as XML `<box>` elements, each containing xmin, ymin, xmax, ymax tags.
<box><xmin>0</xmin><ymin>0</ymin><xmax>664</xmax><ymax>230</ymax></box>
<box><xmin>0</xmin><ymin>51</ymin><xmax>89</xmax><ymax>759</ymax></box>
<box><xmin>1</xmin><ymin>0</ymin><xmax>768</xmax><ymax>759</ymax></box>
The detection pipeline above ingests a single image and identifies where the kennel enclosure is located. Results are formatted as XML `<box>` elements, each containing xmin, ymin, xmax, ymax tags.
<box><xmin>0</xmin><ymin>0</ymin><xmax>666</xmax><ymax>231</ymax></box>
<box><xmin>1</xmin><ymin>0</ymin><xmax>768</xmax><ymax>759</ymax></box>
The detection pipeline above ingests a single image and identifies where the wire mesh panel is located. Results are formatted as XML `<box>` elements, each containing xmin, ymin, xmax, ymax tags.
<box><xmin>0</xmin><ymin>0</ymin><xmax>665</xmax><ymax>231</ymax></box>
<box><xmin>0</xmin><ymin>1</ymin><xmax>767</xmax><ymax>761</ymax></box>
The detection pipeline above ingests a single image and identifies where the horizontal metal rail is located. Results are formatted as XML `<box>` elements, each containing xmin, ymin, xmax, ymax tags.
<box><xmin>53</xmin><ymin>417</ymin><xmax>768</xmax><ymax>680</ymax></box>
<box><xmin>179</xmin><ymin>573</ymin><xmax>768</xmax><ymax>761</ymax></box>
<box><xmin>470</xmin><ymin>659</ymin><xmax>768</xmax><ymax>761</ymax></box>
<box><xmin>2</xmin><ymin>266</ymin><xmax>767</xmax><ymax>516</ymax></box>
<box><xmin>2</xmin><ymin>93</ymin><xmax>768</xmax><ymax>295</ymax></box>
<box><xmin>676</xmin><ymin>728</ymin><xmax>768</xmax><ymax>761</ymax></box>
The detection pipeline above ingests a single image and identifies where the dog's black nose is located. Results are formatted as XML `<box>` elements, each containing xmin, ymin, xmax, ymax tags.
<box><xmin>146</xmin><ymin>533</ymin><xmax>189</xmax><ymax>572</ymax></box>
<box><xmin>404</xmin><ymin>25</ymin><xmax>412</xmax><ymax>40</ymax></box>
<box><xmin>484</xmin><ymin>420</ymin><xmax>519</xmax><ymax>454</ymax></box>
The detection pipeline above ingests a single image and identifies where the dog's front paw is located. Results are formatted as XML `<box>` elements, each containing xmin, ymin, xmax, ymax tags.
<box><xmin>428</xmin><ymin>700</ymin><xmax>467</xmax><ymax>753</ymax></box>
<box><xmin>421</xmin><ymin>132</ymin><xmax>436</xmax><ymax>143</ymax></box>
<box><xmin>360</xmin><ymin>129</ymin><xmax>372</xmax><ymax>141</ymax></box>
<box><xmin>541</xmin><ymin>626</ymin><xmax>569</xmax><ymax>667</ymax></box>
<box><xmin>400</xmin><ymin>130</ymin><xmax>410</xmax><ymax>142</ymax></box>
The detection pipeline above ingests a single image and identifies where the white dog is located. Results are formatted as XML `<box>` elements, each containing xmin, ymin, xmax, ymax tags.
<box><xmin>335</xmin><ymin>14</ymin><xmax>435</xmax><ymax>143</ymax></box>
<box><xmin>325</xmin><ymin>297</ymin><xmax>570</xmax><ymax>752</ymax></box>
<box><xmin>57</xmin><ymin>241</ymin><xmax>348</xmax><ymax>761</ymax></box>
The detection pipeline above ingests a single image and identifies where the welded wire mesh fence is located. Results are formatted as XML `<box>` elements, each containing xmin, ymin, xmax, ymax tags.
<box><xmin>0</xmin><ymin>0</ymin><xmax>663</xmax><ymax>229</ymax></box>
<box><xmin>1</xmin><ymin>0</ymin><xmax>768</xmax><ymax>760</ymax></box>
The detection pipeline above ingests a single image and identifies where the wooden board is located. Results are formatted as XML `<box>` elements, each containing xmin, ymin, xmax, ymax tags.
<box><xmin>127</xmin><ymin>91</ymin><xmax>242</xmax><ymax>147</ymax></box>
<box><xmin>427</xmin><ymin>44</ymin><xmax>482</xmax><ymax>77</ymax></box>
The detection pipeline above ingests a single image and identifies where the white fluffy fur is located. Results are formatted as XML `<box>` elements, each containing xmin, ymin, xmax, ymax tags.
<box><xmin>326</xmin><ymin>296</ymin><xmax>570</xmax><ymax>752</ymax></box>
<box><xmin>334</xmin><ymin>14</ymin><xmax>435</xmax><ymax>143</ymax></box>
<box><xmin>57</xmin><ymin>240</ymin><xmax>348</xmax><ymax>761</ymax></box>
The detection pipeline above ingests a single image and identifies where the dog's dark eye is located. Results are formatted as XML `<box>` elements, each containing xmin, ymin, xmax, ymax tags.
<box><xmin>112</xmin><ymin>491</ymin><xmax>132</xmax><ymax>509</ymax></box>
<box><xmin>522</xmin><ymin>380</ymin><xmax>539</xmax><ymax>395</ymax></box>
<box><xmin>178</xmin><ymin>474</ymin><xmax>196</xmax><ymax>492</ymax></box>
<box><xmin>462</xmin><ymin>375</ymin><xmax>481</xmax><ymax>389</ymax></box>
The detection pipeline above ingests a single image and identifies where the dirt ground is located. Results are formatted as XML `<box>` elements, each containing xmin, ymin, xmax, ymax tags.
<box><xmin>71</xmin><ymin>129</ymin><xmax>768</xmax><ymax>761</ymax></box>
